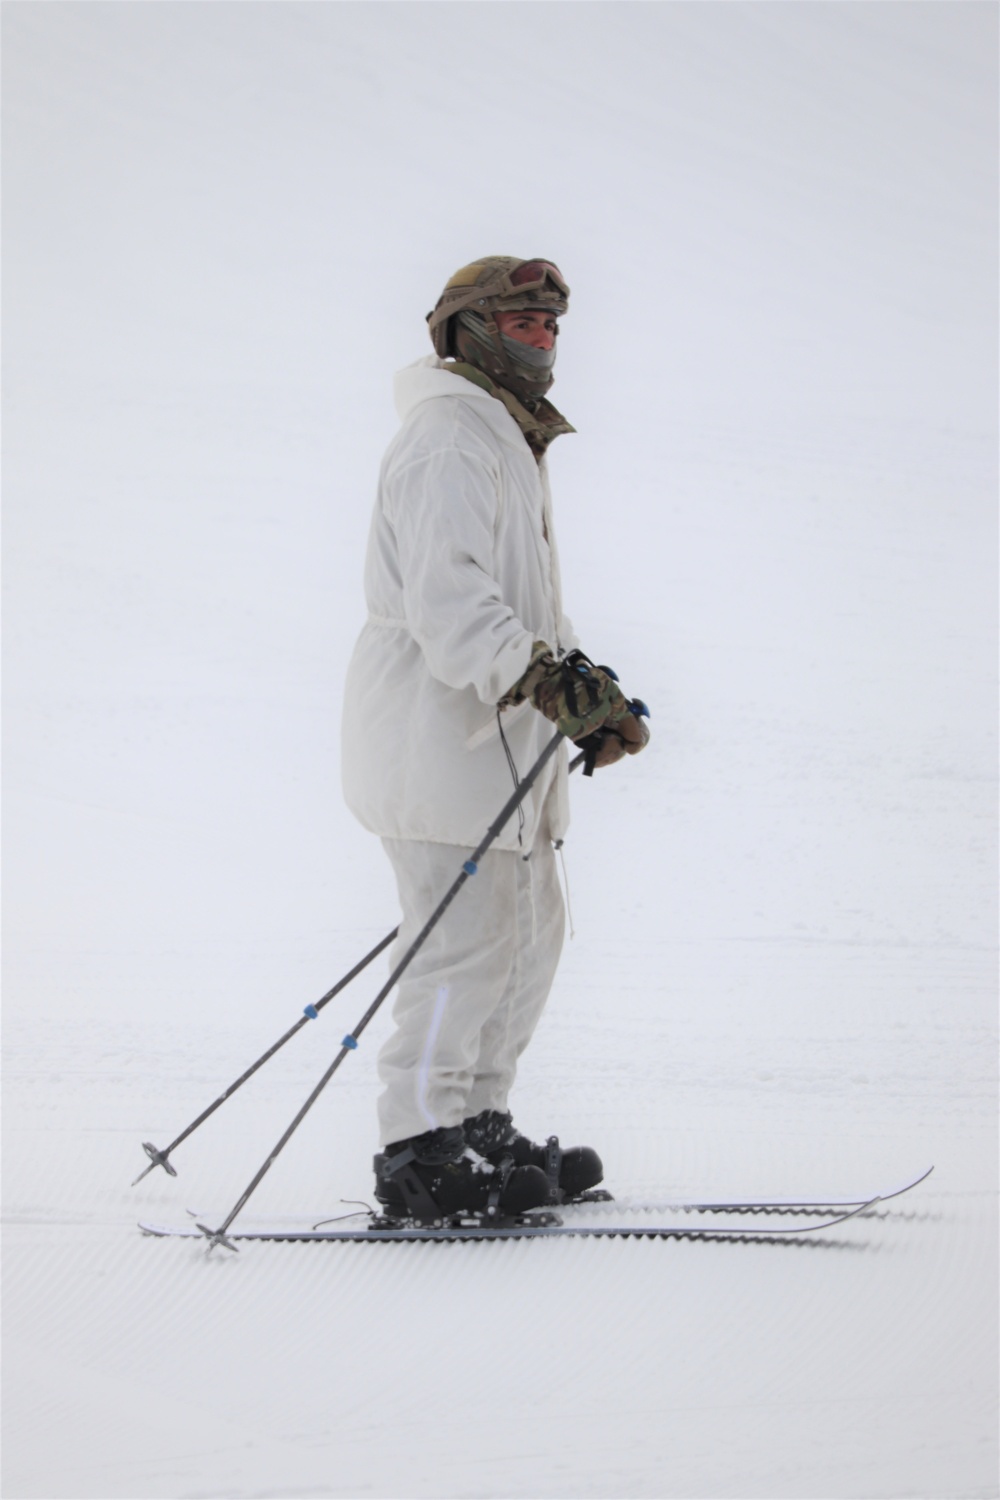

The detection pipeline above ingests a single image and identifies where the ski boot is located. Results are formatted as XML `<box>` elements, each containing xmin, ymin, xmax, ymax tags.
<box><xmin>463</xmin><ymin>1109</ymin><xmax>607</xmax><ymax>1204</ymax></box>
<box><xmin>373</xmin><ymin>1125</ymin><xmax>552</xmax><ymax>1225</ymax></box>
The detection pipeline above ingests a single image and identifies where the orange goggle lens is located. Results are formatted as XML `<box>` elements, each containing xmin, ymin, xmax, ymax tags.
<box><xmin>508</xmin><ymin>260</ymin><xmax>569</xmax><ymax>296</ymax></box>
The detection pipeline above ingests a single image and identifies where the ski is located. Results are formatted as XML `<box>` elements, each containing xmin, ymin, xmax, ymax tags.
<box><xmin>301</xmin><ymin>1164</ymin><xmax>934</xmax><ymax>1230</ymax></box>
<box><xmin>138</xmin><ymin>1168</ymin><xmax>932</xmax><ymax>1248</ymax></box>
<box><xmin>615</xmin><ymin>1164</ymin><xmax>934</xmax><ymax>1217</ymax></box>
<box><xmin>140</xmin><ymin>1196</ymin><xmax>885</xmax><ymax>1247</ymax></box>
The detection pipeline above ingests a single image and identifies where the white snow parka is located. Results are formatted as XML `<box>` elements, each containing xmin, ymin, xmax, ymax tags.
<box><xmin>341</xmin><ymin>355</ymin><xmax>578</xmax><ymax>851</ymax></box>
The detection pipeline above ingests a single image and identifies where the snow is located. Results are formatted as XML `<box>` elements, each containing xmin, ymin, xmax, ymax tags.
<box><xmin>3</xmin><ymin>3</ymin><xmax>996</xmax><ymax>1497</ymax></box>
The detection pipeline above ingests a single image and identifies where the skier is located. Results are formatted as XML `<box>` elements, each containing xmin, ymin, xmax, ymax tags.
<box><xmin>341</xmin><ymin>257</ymin><xmax>649</xmax><ymax>1219</ymax></box>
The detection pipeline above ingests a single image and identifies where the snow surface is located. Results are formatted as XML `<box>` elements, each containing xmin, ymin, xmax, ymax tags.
<box><xmin>3</xmin><ymin>3</ymin><xmax>997</xmax><ymax>1497</ymax></box>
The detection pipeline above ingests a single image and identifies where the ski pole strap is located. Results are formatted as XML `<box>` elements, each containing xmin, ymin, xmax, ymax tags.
<box><xmin>574</xmin><ymin>697</ymin><xmax>650</xmax><ymax>778</ymax></box>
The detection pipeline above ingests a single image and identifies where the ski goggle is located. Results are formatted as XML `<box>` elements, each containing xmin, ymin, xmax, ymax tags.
<box><xmin>502</xmin><ymin>260</ymin><xmax>570</xmax><ymax>298</ymax></box>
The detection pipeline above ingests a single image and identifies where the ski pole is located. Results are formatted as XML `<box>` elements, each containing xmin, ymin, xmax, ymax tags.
<box><xmin>197</xmin><ymin>730</ymin><xmax>568</xmax><ymax>1249</ymax></box>
<box><xmin>131</xmin><ymin>927</ymin><xmax>399</xmax><ymax>1185</ymax></box>
<box><xmin>133</xmin><ymin>746</ymin><xmax>592</xmax><ymax>1187</ymax></box>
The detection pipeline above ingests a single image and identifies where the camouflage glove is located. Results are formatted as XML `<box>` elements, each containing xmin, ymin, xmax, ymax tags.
<box><xmin>502</xmin><ymin>644</ymin><xmax>650</xmax><ymax>761</ymax></box>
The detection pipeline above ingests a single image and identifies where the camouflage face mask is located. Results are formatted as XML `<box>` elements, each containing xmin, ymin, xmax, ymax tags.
<box><xmin>455</xmin><ymin>310</ymin><xmax>556</xmax><ymax>405</ymax></box>
<box><xmin>502</xmin><ymin>334</ymin><xmax>556</xmax><ymax>373</ymax></box>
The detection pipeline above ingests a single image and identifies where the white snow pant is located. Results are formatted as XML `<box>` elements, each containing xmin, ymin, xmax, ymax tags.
<box><xmin>376</xmin><ymin>821</ymin><xmax>565</xmax><ymax>1149</ymax></box>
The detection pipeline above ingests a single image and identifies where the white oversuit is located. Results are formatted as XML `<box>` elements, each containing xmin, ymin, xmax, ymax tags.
<box><xmin>342</xmin><ymin>356</ymin><xmax>577</xmax><ymax>1147</ymax></box>
<box><xmin>377</xmin><ymin>825</ymin><xmax>565</xmax><ymax>1147</ymax></box>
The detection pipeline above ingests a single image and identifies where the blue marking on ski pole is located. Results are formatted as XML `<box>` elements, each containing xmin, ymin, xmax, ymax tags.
<box><xmin>303</xmin><ymin>1004</ymin><xmax>319</xmax><ymax>1020</ymax></box>
<box><xmin>463</xmin><ymin>860</ymin><xmax>478</xmax><ymax>875</ymax></box>
<box><xmin>342</xmin><ymin>1035</ymin><xmax>358</xmax><ymax>1050</ymax></box>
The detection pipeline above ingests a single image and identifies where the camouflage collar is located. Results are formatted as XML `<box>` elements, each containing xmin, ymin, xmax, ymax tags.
<box><xmin>443</xmin><ymin>361</ymin><xmax>575</xmax><ymax>462</ymax></box>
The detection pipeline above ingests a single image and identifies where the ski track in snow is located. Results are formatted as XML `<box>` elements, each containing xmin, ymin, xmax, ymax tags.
<box><xmin>4</xmin><ymin>1002</ymin><xmax>996</xmax><ymax>1499</ymax></box>
<box><xmin>5</xmin><ymin>1148</ymin><xmax>997</xmax><ymax>1500</ymax></box>
<box><xmin>4</xmin><ymin>4</ymin><xmax>997</xmax><ymax>1498</ymax></box>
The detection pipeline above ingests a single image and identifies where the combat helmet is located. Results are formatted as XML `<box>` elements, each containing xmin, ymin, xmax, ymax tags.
<box><xmin>426</xmin><ymin>258</ymin><xmax>569</xmax><ymax>407</ymax></box>
<box><xmin>427</xmin><ymin>256</ymin><xmax>570</xmax><ymax>359</ymax></box>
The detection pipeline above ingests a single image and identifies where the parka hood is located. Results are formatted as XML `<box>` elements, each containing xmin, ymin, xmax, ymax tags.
<box><xmin>393</xmin><ymin>355</ymin><xmax>573</xmax><ymax>460</ymax></box>
<box><xmin>393</xmin><ymin>355</ymin><xmax>497</xmax><ymax>424</ymax></box>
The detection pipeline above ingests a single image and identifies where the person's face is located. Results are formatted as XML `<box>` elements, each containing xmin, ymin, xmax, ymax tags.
<box><xmin>494</xmin><ymin>309</ymin><xmax>558</xmax><ymax>351</ymax></box>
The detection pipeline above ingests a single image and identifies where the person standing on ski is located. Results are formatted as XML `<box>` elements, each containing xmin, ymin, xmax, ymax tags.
<box><xmin>342</xmin><ymin>257</ymin><xmax>649</xmax><ymax>1219</ymax></box>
